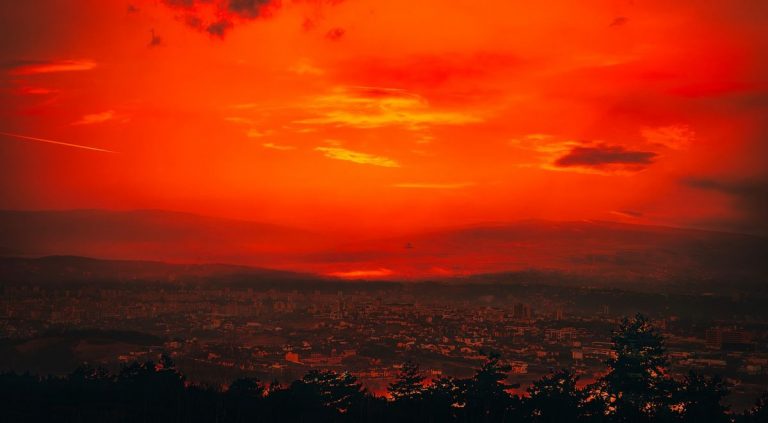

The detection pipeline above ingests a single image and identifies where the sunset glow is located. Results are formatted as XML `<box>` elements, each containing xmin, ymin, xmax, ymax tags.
<box><xmin>2</xmin><ymin>3</ymin><xmax>768</xmax><ymax>418</ymax></box>
<box><xmin>1</xmin><ymin>1</ymin><xmax>766</xmax><ymax>236</ymax></box>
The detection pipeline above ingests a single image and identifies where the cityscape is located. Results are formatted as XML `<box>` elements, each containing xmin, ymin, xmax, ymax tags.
<box><xmin>2</xmin><ymin>0</ymin><xmax>768</xmax><ymax>421</ymax></box>
<box><xmin>2</xmin><ymin>255</ymin><xmax>768</xmax><ymax>415</ymax></box>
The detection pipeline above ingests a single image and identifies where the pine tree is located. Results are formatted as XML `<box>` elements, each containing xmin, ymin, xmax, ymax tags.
<box><xmin>601</xmin><ymin>313</ymin><xmax>676</xmax><ymax>422</ymax></box>
<box><xmin>465</xmin><ymin>351</ymin><xmax>519</xmax><ymax>422</ymax></box>
<box><xmin>389</xmin><ymin>361</ymin><xmax>426</xmax><ymax>402</ymax></box>
<box><xmin>299</xmin><ymin>369</ymin><xmax>365</xmax><ymax>413</ymax></box>
<box><xmin>743</xmin><ymin>393</ymin><xmax>768</xmax><ymax>423</ymax></box>
<box><xmin>524</xmin><ymin>369</ymin><xmax>582</xmax><ymax>423</ymax></box>
<box><xmin>675</xmin><ymin>371</ymin><xmax>729</xmax><ymax>423</ymax></box>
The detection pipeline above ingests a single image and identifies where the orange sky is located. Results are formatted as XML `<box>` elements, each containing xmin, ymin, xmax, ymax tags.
<box><xmin>1</xmin><ymin>0</ymin><xmax>767</xmax><ymax>235</ymax></box>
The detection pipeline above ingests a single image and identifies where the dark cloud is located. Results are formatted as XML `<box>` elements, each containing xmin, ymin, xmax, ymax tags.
<box><xmin>162</xmin><ymin>0</ymin><xmax>274</xmax><ymax>38</ymax></box>
<box><xmin>161</xmin><ymin>0</ymin><xmax>342</xmax><ymax>38</ymax></box>
<box><xmin>184</xmin><ymin>15</ymin><xmax>204</xmax><ymax>30</ymax></box>
<box><xmin>325</xmin><ymin>27</ymin><xmax>345</xmax><ymax>41</ymax></box>
<box><xmin>127</xmin><ymin>4</ymin><xmax>140</xmax><ymax>14</ymax></box>
<box><xmin>206</xmin><ymin>20</ymin><xmax>233</xmax><ymax>38</ymax></box>
<box><xmin>683</xmin><ymin>177</ymin><xmax>768</xmax><ymax>235</ymax></box>
<box><xmin>148</xmin><ymin>29</ymin><xmax>162</xmax><ymax>47</ymax></box>
<box><xmin>609</xmin><ymin>17</ymin><xmax>629</xmax><ymax>27</ymax></box>
<box><xmin>164</xmin><ymin>0</ymin><xmax>195</xmax><ymax>7</ymax></box>
<box><xmin>554</xmin><ymin>144</ymin><xmax>657</xmax><ymax>168</ymax></box>
<box><xmin>228</xmin><ymin>0</ymin><xmax>269</xmax><ymax>18</ymax></box>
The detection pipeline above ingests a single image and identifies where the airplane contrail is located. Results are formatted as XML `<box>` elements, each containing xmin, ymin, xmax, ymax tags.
<box><xmin>0</xmin><ymin>131</ymin><xmax>117</xmax><ymax>153</ymax></box>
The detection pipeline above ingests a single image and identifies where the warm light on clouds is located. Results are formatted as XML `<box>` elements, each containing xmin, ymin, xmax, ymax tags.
<box><xmin>7</xmin><ymin>59</ymin><xmax>97</xmax><ymax>75</ymax></box>
<box><xmin>315</xmin><ymin>146</ymin><xmax>400</xmax><ymax>168</ymax></box>
<box><xmin>288</xmin><ymin>59</ymin><xmax>324</xmax><ymax>76</ymax></box>
<box><xmin>262</xmin><ymin>142</ymin><xmax>295</xmax><ymax>151</ymax></box>
<box><xmin>247</xmin><ymin>129</ymin><xmax>274</xmax><ymax>138</ymax></box>
<box><xmin>72</xmin><ymin>110</ymin><xmax>118</xmax><ymax>126</ymax></box>
<box><xmin>641</xmin><ymin>125</ymin><xmax>696</xmax><ymax>150</ymax></box>
<box><xmin>295</xmin><ymin>86</ymin><xmax>481</xmax><ymax>130</ymax></box>
<box><xmin>0</xmin><ymin>0</ymin><xmax>766</xmax><ymax>235</ymax></box>
<box><xmin>393</xmin><ymin>182</ymin><xmax>474</xmax><ymax>189</ymax></box>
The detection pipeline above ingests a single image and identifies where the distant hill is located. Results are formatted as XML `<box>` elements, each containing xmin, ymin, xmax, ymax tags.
<box><xmin>0</xmin><ymin>255</ymin><xmax>318</xmax><ymax>285</ymax></box>
<box><xmin>1</xmin><ymin>210</ymin><xmax>766</xmax><ymax>283</ymax></box>
<box><xmin>0</xmin><ymin>209</ymin><xmax>326</xmax><ymax>268</ymax></box>
<box><xmin>303</xmin><ymin>220</ymin><xmax>768</xmax><ymax>282</ymax></box>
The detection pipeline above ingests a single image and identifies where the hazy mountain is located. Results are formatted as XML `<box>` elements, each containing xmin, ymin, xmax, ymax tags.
<box><xmin>0</xmin><ymin>255</ymin><xmax>317</xmax><ymax>286</ymax></box>
<box><xmin>0</xmin><ymin>209</ymin><xmax>326</xmax><ymax>268</ymax></box>
<box><xmin>304</xmin><ymin>220</ymin><xmax>768</xmax><ymax>281</ymax></box>
<box><xmin>1</xmin><ymin>210</ymin><xmax>766</xmax><ymax>282</ymax></box>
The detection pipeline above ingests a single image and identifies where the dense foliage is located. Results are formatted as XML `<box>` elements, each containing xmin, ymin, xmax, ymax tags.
<box><xmin>1</xmin><ymin>314</ymin><xmax>766</xmax><ymax>422</ymax></box>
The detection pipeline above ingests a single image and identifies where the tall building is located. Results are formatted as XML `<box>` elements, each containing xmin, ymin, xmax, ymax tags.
<box><xmin>512</xmin><ymin>303</ymin><xmax>532</xmax><ymax>319</ymax></box>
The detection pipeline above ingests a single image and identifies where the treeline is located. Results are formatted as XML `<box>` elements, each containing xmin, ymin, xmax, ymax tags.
<box><xmin>1</xmin><ymin>315</ymin><xmax>767</xmax><ymax>422</ymax></box>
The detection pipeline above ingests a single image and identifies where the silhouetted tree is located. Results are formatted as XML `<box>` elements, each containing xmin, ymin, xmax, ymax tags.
<box><xmin>116</xmin><ymin>357</ymin><xmax>186</xmax><ymax>422</ymax></box>
<box><xmin>740</xmin><ymin>392</ymin><xmax>768</xmax><ymax>423</ymax></box>
<box><xmin>524</xmin><ymin>369</ymin><xmax>582</xmax><ymax>423</ymax></box>
<box><xmin>465</xmin><ymin>351</ymin><xmax>519</xmax><ymax>422</ymax></box>
<box><xmin>389</xmin><ymin>361</ymin><xmax>426</xmax><ymax>402</ymax></box>
<box><xmin>3</xmin><ymin>315</ymin><xmax>764</xmax><ymax>423</ymax></box>
<box><xmin>673</xmin><ymin>371</ymin><xmax>729</xmax><ymax>423</ymax></box>
<box><xmin>422</xmin><ymin>376</ymin><xmax>467</xmax><ymax>422</ymax></box>
<box><xmin>599</xmin><ymin>314</ymin><xmax>676</xmax><ymax>422</ymax></box>
<box><xmin>274</xmin><ymin>369</ymin><xmax>367</xmax><ymax>422</ymax></box>
<box><xmin>580</xmin><ymin>380</ymin><xmax>612</xmax><ymax>423</ymax></box>
<box><xmin>225</xmin><ymin>377</ymin><xmax>264</xmax><ymax>422</ymax></box>
<box><xmin>301</xmin><ymin>370</ymin><xmax>364</xmax><ymax>413</ymax></box>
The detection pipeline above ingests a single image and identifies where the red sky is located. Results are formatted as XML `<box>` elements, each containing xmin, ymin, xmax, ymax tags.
<box><xmin>1</xmin><ymin>0</ymin><xmax>767</xmax><ymax>235</ymax></box>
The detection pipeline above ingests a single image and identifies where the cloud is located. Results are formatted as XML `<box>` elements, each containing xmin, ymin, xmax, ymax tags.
<box><xmin>609</xmin><ymin>17</ymin><xmax>629</xmax><ymax>27</ymax></box>
<box><xmin>18</xmin><ymin>87</ymin><xmax>58</xmax><ymax>96</ymax></box>
<box><xmin>315</xmin><ymin>146</ymin><xmax>400</xmax><ymax>168</ymax></box>
<box><xmin>71</xmin><ymin>110</ymin><xmax>118</xmax><ymax>126</ymax></box>
<box><xmin>554</xmin><ymin>144</ymin><xmax>657</xmax><ymax>169</ymax></box>
<box><xmin>206</xmin><ymin>19</ymin><xmax>233</xmax><ymax>38</ymax></box>
<box><xmin>610</xmin><ymin>210</ymin><xmax>644</xmax><ymax>219</ymax></box>
<box><xmin>416</xmin><ymin>134</ymin><xmax>434</xmax><ymax>144</ymax></box>
<box><xmin>296</xmin><ymin>86</ymin><xmax>480</xmax><ymax>130</ymax></box>
<box><xmin>262</xmin><ymin>142</ymin><xmax>295</xmax><ymax>151</ymax></box>
<box><xmin>509</xmin><ymin>134</ymin><xmax>579</xmax><ymax>154</ymax></box>
<box><xmin>288</xmin><ymin>59</ymin><xmax>324</xmax><ymax>76</ymax></box>
<box><xmin>225</xmin><ymin>116</ymin><xmax>256</xmax><ymax>124</ymax></box>
<box><xmin>229</xmin><ymin>103</ymin><xmax>259</xmax><ymax>110</ymax></box>
<box><xmin>509</xmin><ymin>135</ymin><xmax>658</xmax><ymax>174</ymax></box>
<box><xmin>161</xmin><ymin>0</ymin><xmax>282</xmax><ymax>38</ymax></box>
<box><xmin>682</xmin><ymin>177</ymin><xmax>768</xmax><ymax>235</ymax></box>
<box><xmin>641</xmin><ymin>125</ymin><xmax>695</xmax><ymax>150</ymax></box>
<box><xmin>246</xmin><ymin>129</ymin><xmax>274</xmax><ymax>137</ymax></box>
<box><xmin>325</xmin><ymin>27</ymin><xmax>345</xmax><ymax>41</ymax></box>
<box><xmin>165</xmin><ymin>3</ymin><xmax>257</xmax><ymax>38</ymax></box>
<box><xmin>5</xmin><ymin>59</ymin><xmax>97</xmax><ymax>75</ymax></box>
<box><xmin>148</xmin><ymin>29</ymin><xmax>163</xmax><ymax>47</ymax></box>
<box><xmin>393</xmin><ymin>182</ymin><xmax>474</xmax><ymax>189</ymax></box>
